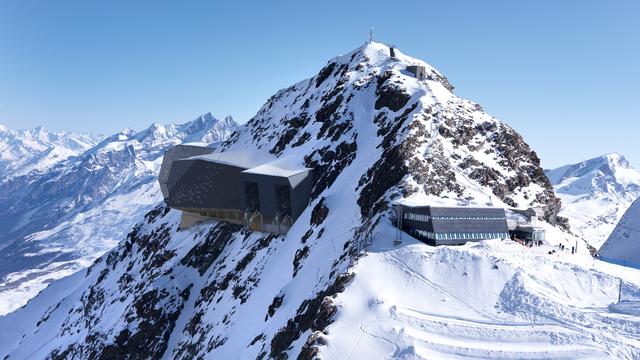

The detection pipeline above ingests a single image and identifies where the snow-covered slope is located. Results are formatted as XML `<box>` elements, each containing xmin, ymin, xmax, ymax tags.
<box><xmin>0</xmin><ymin>113</ymin><xmax>238</xmax><ymax>315</ymax></box>
<box><xmin>3</xmin><ymin>207</ymin><xmax>638</xmax><ymax>359</ymax></box>
<box><xmin>546</xmin><ymin>153</ymin><xmax>640</xmax><ymax>248</ymax></box>
<box><xmin>600</xmin><ymin>196</ymin><xmax>640</xmax><ymax>267</ymax></box>
<box><xmin>0</xmin><ymin>125</ymin><xmax>99</xmax><ymax>179</ymax></box>
<box><xmin>327</xmin><ymin>229</ymin><xmax>640</xmax><ymax>359</ymax></box>
<box><xmin>1</xmin><ymin>42</ymin><xmax>636</xmax><ymax>359</ymax></box>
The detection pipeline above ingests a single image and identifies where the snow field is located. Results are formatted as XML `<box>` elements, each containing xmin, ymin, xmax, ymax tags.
<box><xmin>323</xmin><ymin>222</ymin><xmax>640</xmax><ymax>359</ymax></box>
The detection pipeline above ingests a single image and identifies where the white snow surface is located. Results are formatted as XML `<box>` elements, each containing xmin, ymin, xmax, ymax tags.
<box><xmin>326</xmin><ymin>228</ymin><xmax>640</xmax><ymax>359</ymax></box>
<box><xmin>1</xmin><ymin>211</ymin><xmax>638</xmax><ymax>359</ymax></box>
<box><xmin>600</xmin><ymin>196</ymin><xmax>640</xmax><ymax>267</ymax></box>
<box><xmin>0</xmin><ymin>42</ymin><xmax>638</xmax><ymax>359</ymax></box>
<box><xmin>546</xmin><ymin>153</ymin><xmax>640</xmax><ymax>249</ymax></box>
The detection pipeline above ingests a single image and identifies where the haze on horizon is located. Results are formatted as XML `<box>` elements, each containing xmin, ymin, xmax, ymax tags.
<box><xmin>1</xmin><ymin>0</ymin><xmax>638</xmax><ymax>169</ymax></box>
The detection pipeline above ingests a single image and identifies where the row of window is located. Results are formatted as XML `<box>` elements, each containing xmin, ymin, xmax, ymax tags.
<box><xmin>404</xmin><ymin>212</ymin><xmax>506</xmax><ymax>223</ymax></box>
<box><xmin>405</xmin><ymin>213</ymin><xmax>430</xmax><ymax>222</ymax></box>
<box><xmin>411</xmin><ymin>229</ymin><xmax>509</xmax><ymax>241</ymax></box>
<box><xmin>434</xmin><ymin>232</ymin><xmax>509</xmax><ymax>240</ymax></box>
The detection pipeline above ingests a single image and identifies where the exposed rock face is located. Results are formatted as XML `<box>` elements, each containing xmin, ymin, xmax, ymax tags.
<box><xmin>0</xmin><ymin>42</ymin><xmax>565</xmax><ymax>359</ymax></box>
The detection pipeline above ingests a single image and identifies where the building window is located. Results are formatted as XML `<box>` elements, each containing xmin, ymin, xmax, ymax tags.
<box><xmin>244</xmin><ymin>181</ymin><xmax>260</xmax><ymax>212</ymax></box>
<box><xmin>274</xmin><ymin>185</ymin><xmax>292</xmax><ymax>217</ymax></box>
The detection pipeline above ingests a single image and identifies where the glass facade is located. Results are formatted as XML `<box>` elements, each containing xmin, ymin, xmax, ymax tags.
<box><xmin>244</xmin><ymin>181</ymin><xmax>260</xmax><ymax>212</ymax></box>
<box><xmin>433</xmin><ymin>232</ymin><xmax>508</xmax><ymax>240</ymax></box>
<box><xmin>404</xmin><ymin>213</ymin><xmax>430</xmax><ymax>222</ymax></box>
<box><xmin>399</xmin><ymin>206</ymin><xmax>511</xmax><ymax>245</ymax></box>
<box><xmin>409</xmin><ymin>229</ymin><xmax>508</xmax><ymax>241</ymax></box>
<box><xmin>404</xmin><ymin>213</ymin><xmax>506</xmax><ymax>222</ymax></box>
<box><xmin>274</xmin><ymin>184</ymin><xmax>292</xmax><ymax>217</ymax></box>
<box><xmin>512</xmin><ymin>228</ymin><xmax>546</xmax><ymax>242</ymax></box>
<box><xmin>532</xmin><ymin>230</ymin><xmax>545</xmax><ymax>241</ymax></box>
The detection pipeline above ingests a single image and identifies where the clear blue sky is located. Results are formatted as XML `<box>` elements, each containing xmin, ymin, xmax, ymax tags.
<box><xmin>1</xmin><ymin>0</ymin><xmax>638</xmax><ymax>169</ymax></box>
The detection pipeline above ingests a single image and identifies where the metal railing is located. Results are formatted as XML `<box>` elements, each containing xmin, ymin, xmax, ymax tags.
<box><xmin>179</xmin><ymin>207</ymin><xmax>294</xmax><ymax>235</ymax></box>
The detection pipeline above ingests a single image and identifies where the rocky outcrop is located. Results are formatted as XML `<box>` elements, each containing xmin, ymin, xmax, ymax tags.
<box><xmin>269</xmin><ymin>273</ymin><xmax>354</xmax><ymax>360</ymax></box>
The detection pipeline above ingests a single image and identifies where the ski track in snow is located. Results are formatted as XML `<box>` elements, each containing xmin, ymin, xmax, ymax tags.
<box><xmin>326</xmin><ymin>229</ymin><xmax>640</xmax><ymax>360</ymax></box>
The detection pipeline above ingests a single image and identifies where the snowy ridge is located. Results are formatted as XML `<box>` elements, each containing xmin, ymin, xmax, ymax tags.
<box><xmin>222</xmin><ymin>42</ymin><xmax>561</xmax><ymax>220</ymax></box>
<box><xmin>546</xmin><ymin>153</ymin><xmax>640</xmax><ymax>248</ymax></box>
<box><xmin>0</xmin><ymin>42</ymin><xmax>637</xmax><ymax>359</ymax></box>
<box><xmin>0</xmin><ymin>114</ymin><xmax>238</xmax><ymax>315</ymax></box>
<box><xmin>600</xmin><ymin>196</ymin><xmax>640</xmax><ymax>267</ymax></box>
<box><xmin>0</xmin><ymin>126</ymin><xmax>100</xmax><ymax>179</ymax></box>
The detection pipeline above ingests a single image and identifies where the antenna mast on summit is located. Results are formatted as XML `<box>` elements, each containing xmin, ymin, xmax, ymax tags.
<box><xmin>369</xmin><ymin>28</ymin><xmax>373</xmax><ymax>44</ymax></box>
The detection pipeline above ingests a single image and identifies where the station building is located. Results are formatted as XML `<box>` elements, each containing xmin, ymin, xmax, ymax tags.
<box><xmin>158</xmin><ymin>145</ymin><xmax>313</xmax><ymax>234</ymax></box>
<box><xmin>395</xmin><ymin>205</ymin><xmax>510</xmax><ymax>246</ymax></box>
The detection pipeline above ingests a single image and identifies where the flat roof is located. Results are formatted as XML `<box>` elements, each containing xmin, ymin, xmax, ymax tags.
<box><xmin>429</xmin><ymin>206</ymin><xmax>506</xmax><ymax>218</ymax></box>
<box><xmin>185</xmin><ymin>149</ymin><xmax>310</xmax><ymax>178</ymax></box>
<box><xmin>187</xmin><ymin>150</ymin><xmax>274</xmax><ymax>169</ymax></box>
<box><xmin>242</xmin><ymin>163</ymin><xmax>310</xmax><ymax>178</ymax></box>
<box><xmin>399</xmin><ymin>204</ymin><xmax>507</xmax><ymax>217</ymax></box>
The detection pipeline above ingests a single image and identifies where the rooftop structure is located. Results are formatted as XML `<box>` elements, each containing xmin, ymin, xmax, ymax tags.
<box><xmin>511</xmin><ymin>225</ymin><xmax>546</xmax><ymax>243</ymax></box>
<box><xmin>159</xmin><ymin>145</ymin><xmax>313</xmax><ymax>234</ymax></box>
<box><xmin>506</xmin><ymin>208</ymin><xmax>546</xmax><ymax>243</ymax></box>
<box><xmin>406</xmin><ymin>65</ymin><xmax>427</xmax><ymax>80</ymax></box>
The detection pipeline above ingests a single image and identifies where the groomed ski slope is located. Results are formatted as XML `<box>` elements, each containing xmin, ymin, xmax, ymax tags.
<box><xmin>323</xmin><ymin>223</ymin><xmax>640</xmax><ymax>359</ymax></box>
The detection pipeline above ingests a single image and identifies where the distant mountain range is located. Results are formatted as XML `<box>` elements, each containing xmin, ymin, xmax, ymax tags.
<box><xmin>0</xmin><ymin>113</ymin><xmax>238</xmax><ymax>314</ymax></box>
<box><xmin>0</xmin><ymin>125</ymin><xmax>100</xmax><ymax>179</ymax></box>
<box><xmin>545</xmin><ymin>153</ymin><xmax>640</xmax><ymax>249</ymax></box>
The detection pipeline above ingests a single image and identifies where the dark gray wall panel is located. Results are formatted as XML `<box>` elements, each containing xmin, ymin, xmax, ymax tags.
<box><xmin>167</xmin><ymin>159</ymin><xmax>244</xmax><ymax>210</ymax></box>
<box><xmin>158</xmin><ymin>145</ymin><xmax>214</xmax><ymax>198</ymax></box>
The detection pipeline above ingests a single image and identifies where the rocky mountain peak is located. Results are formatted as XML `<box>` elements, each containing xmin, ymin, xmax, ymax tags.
<box><xmin>546</xmin><ymin>153</ymin><xmax>640</xmax><ymax>197</ymax></box>
<box><xmin>0</xmin><ymin>43</ymin><xmax>583</xmax><ymax>359</ymax></box>
<box><xmin>224</xmin><ymin>41</ymin><xmax>560</xmax><ymax>224</ymax></box>
<box><xmin>602</xmin><ymin>152</ymin><xmax>633</xmax><ymax>170</ymax></box>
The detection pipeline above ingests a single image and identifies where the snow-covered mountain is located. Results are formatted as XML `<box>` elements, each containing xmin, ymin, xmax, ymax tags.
<box><xmin>0</xmin><ymin>125</ymin><xmax>100</xmax><ymax>179</ymax></box>
<box><xmin>1</xmin><ymin>42</ymin><xmax>638</xmax><ymax>359</ymax></box>
<box><xmin>546</xmin><ymin>153</ymin><xmax>640</xmax><ymax>248</ymax></box>
<box><xmin>0</xmin><ymin>113</ymin><xmax>238</xmax><ymax>314</ymax></box>
<box><xmin>600</xmin><ymin>196</ymin><xmax>640</xmax><ymax>267</ymax></box>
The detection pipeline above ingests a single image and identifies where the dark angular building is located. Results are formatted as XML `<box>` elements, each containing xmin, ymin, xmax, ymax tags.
<box><xmin>395</xmin><ymin>205</ymin><xmax>509</xmax><ymax>245</ymax></box>
<box><xmin>158</xmin><ymin>145</ymin><xmax>313</xmax><ymax>234</ymax></box>
<box><xmin>158</xmin><ymin>144</ymin><xmax>215</xmax><ymax>199</ymax></box>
